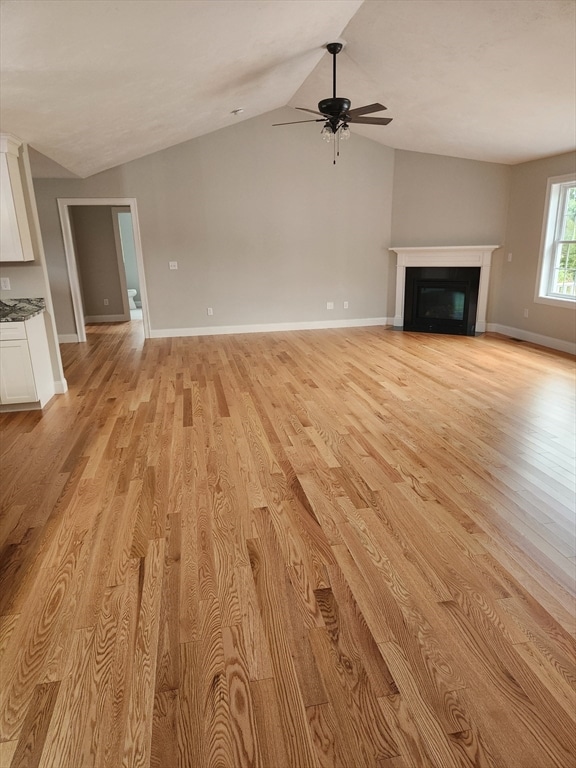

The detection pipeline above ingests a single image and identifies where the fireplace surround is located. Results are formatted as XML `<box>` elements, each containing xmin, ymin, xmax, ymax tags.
<box><xmin>390</xmin><ymin>246</ymin><xmax>500</xmax><ymax>334</ymax></box>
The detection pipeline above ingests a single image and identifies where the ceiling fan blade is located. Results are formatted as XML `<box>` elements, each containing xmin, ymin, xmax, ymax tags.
<box><xmin>347</xmin><ymin>102</ymin><xmax>387</xmax><ymax>117</ymax></box>
<box><xmin>272</xmin><ymin>119</ymin><xmax>325</xmax><ymax>126</ymax></box>
<box><xmin>296</xmin><ymin>107</ymin><xmax>327</xmax><ymax>117</ymax></box>
<box><xmin>349</xmin><ymin>116</ymin><xmax>393</xmax><ymax>125</ymax></box>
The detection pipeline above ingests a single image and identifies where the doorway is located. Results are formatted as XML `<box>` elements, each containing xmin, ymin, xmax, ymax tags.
<box><xmin>57</xmin><ymin>197</ymin><xmax>150</xmax><ymax>342</ymax></box>
<box><xmin>112</xmin><ymin>207</ymin><xmax>142</xmax><ymax>320</ymax></box>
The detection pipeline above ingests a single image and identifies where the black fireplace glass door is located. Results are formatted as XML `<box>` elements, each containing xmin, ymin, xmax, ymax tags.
<box><xmin>416</xmin><ymin>285</ymin><xmax>466</xmax><ymax>321</ymax></box>
<box><xmin>403</xmin><ymin>267</ymin><xmax>481</xmax><ymax>335</ymax></box>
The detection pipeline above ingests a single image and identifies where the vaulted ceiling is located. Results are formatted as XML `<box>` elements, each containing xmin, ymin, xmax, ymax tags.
<box><xmin>1</xmin><ymin>0</ymin><xmax>574</xmax><ymax>178</ymax></box>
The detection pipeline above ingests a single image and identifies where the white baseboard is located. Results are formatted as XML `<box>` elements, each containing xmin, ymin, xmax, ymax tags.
<box><xmin>58</xmin><ymin>333</ymin><xmax>79</xmax><ymax>343</ymax></box>
<box><xmin>84</xmin><ymin>314</ymin><xmax>128</xmax><ymax>323</ymax></box>
<box><xmin>150</xmin><ymin>317</ymin><xmax>391</xmax><ymax>339</ymax></box>
<box><xmin>486</xmin><ymin>323</ymin><xmax>576</xmax><ymax>355</ymax></box>
<box><xmin>0</xmin><ymin>401</ymin><xmax>43</xmax><ymax>412</ymax></box>
<box><xmin>54</xmin><ymin>378</ymin><xmax>68</xmax><ymax>394</ymax></box>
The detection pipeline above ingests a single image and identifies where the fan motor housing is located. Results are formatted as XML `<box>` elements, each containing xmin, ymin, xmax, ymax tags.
<box><xmin>318</xmin><ymin>97</ymin><xmax>351</xmax><ymax>119</ymax></box>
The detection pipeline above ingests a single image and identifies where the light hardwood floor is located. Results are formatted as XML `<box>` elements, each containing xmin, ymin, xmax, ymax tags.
<box><xmin>0</xmin><ymin>322</ymin><xmax>574</xmax><ymax>768</ymax></box>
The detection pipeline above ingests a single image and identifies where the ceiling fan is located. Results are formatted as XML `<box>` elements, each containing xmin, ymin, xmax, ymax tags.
<box><xmin>273</xmin><ymin>42</ymin><xmax>393</xmax><ymax>163</ymax></box>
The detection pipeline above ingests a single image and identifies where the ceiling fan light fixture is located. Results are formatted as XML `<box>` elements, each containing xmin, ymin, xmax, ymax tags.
<box><xmin>321</xmin><ymin>123</ymin><xmax>333</xmax><ymax>142</ymax></box>
<box><xmin>340</xmin><ymin>123</ymin><xmax>351</xmax><ymax>141</ymax></box>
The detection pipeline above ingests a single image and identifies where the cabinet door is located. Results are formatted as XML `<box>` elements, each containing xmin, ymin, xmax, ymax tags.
<box><xmin>0</xmin><ymin>154</ymin><xmax>24</xmax><ymax>260</ymax></box>
<box><xmin>0</xmin><ymin>340</ymin><xmax>38</xmax><ymax>403</ymax></box>
<box><xmin>0</xmin><ymin>151</ymin><xmax>34</xmax><ymax>262</ymax></box>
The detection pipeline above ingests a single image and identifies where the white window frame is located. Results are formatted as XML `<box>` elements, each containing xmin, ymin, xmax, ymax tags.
<box><xmin>535</xmin><ymin>173</ymin><xmax>576</xmax><ymax>308</ymax></box>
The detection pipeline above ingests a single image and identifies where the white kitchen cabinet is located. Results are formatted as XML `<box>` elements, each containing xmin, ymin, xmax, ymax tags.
<box><xmin>0</xmin><ymin>314</ymin><xmax>54</xmax><ymax>407</ymax></box>
<box><xmin>0</xmin><ymin>336</ymin><xmax>37</xmax><ymax>403</ymax></box>
<box><xmin>0</xmin><ymin>134</ymin><xmax>35</xmax><ymax>262</ymax></box>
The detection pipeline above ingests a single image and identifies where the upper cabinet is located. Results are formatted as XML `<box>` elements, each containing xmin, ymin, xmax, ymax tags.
<box><xmin>0</xmin><ymin>134</ymin><xmax>35</xmax><ymax>262</ymax></box>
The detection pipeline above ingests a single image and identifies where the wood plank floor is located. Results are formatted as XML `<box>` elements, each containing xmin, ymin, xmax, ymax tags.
<box><xmin>0</xmin><ymin>321</ymin><xmax>574</xmax><ymax>768</ymax></box>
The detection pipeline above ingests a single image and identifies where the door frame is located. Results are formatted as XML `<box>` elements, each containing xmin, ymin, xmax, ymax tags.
<box><xmin>110</xmin><ymin>206</ymin><xmax>131</xmax><ymax>323</ymax></box>
<box><xmin>57</xmin><ymin>197</ymin><xmax>150</xmax><ymax>342</ymax></box>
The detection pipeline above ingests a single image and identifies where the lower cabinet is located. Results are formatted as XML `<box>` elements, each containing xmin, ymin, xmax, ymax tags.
<box><xmin>0</xmin><ymin>314</ymin><xmax>54</xmax><ymax>408</ymax></box>
<box><xmin>0</xmin><ymin>337</ymin><xmax>38</xmax><ymax>403</ymax></box>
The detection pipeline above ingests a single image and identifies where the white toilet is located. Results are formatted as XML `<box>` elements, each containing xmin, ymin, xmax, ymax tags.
<box><xmin>127</xmin><ymin>289</ymin><xmax>137</xmax><ymax>310</ymax></box>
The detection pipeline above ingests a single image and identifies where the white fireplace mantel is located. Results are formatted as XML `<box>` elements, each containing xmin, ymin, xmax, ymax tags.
<box><xmin>389</xmin><ymin>245</ymin><xmax>500</xmax><ymax>333</ymax></box>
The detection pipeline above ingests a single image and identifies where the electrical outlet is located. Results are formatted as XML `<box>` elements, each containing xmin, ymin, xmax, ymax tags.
<box><xmin>169</xmin><ymin>261</ymin><xmax>178</xmax><ymax>270</ymax></box>
<box><xmin>103</xmin><ymin>298</ymin><xmax>109</xmax><ymax>306</ymax></box>
<box><xmin>0</xmin><ymin>277</ymin><xmax>11</xmax><ymax>290</ymax></box>
<box><xmin>343</xmin><ymin>301</ymin><xmax>349</xmax><ymax>309</ymax></box>
<box><xmin>326</xmin><ymin>301</ymin><xmax>334</xmax><ymax>310</ymax></box>
<box><xmin>207</xmin><ymin>307</ymin><xmax>213</xmax><ymax>316</ymax></box>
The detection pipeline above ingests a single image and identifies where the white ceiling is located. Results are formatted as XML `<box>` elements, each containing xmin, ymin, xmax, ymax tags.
<box><xmin>1</xmin><ymin>0</ymin><xmax>574</xmax><ymax>178</ymax></box>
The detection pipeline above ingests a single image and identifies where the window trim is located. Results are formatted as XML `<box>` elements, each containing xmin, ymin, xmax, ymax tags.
<box><xmin>535</xmin><ymin>173</ymin><xmax>576</xmax><ymax>309</ymax></box>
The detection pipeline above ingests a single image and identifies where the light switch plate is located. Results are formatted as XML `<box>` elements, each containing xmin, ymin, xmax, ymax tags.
<box><xmin>0</xmin><ymin>277</ymin><xmax>11</xmax><ymax>290</ymax></box>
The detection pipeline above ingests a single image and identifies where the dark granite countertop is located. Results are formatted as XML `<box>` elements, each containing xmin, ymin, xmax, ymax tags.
<box><xmin>0</xmin><ymin>298</ymin><xmax>46</xmax><ymax>322</ymax></box>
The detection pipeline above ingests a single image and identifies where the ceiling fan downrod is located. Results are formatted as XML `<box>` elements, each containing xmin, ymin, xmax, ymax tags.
<box><xmin>327</xmin><ymin>42</ymin><xmax>342</xmax><ymax>100</ymax></box>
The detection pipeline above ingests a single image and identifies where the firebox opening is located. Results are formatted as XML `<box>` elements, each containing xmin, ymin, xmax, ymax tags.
<box><xmin>403</xmin><ymin>267</ymin><xmax>481</xmax><ymax>336</ymax></box>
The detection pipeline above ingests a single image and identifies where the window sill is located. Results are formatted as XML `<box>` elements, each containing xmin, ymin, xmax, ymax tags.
<box><xmin>534</xmin><ymin>294</ymin><xmax>576</xmax><ymax>309</ymax></box>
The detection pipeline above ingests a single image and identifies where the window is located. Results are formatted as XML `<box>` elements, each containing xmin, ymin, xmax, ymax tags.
<box><xmin>536</xmin><ymin>174</ymin><xmax>576</xmax><ymax>307</ymax></box>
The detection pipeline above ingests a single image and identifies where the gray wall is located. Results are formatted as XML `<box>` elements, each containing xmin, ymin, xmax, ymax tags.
<box><xmin>32</xmin><ymin>189</ymin><xmax>77</xmax><ymax>336</ymax></box>
<box><xmin>391</xmin><ymin>150</ymin><xmax>511</xmax><ymax>247</ymax></box>
<box><xmin>70</xmin><ymin>206</ymin><xmax>124</xmax><ymax>317</ymax></box>
<box><xmin>493</xmin><ymin>151</ymin><xmax>576</xmax><ymax>343</ymax></box>
<box><xmin>34</xmin><ymin>107</ymin><xmax>396</xmax><ymax>336</ymax></box>
<box><xmin>31</xmin><ymin>111</ymin><xmax>574</xmax><ymax>346</ymax></box>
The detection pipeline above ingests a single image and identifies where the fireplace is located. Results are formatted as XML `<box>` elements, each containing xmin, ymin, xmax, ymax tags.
<box><xmin>389</xmin><ymin>246</ymin><xmax>500</xmax><ymax>334</ymax></box>
<box><xmin>403</xmin><ymin>266</ymin><xmax>481</xmax><ymax>336</ymax></box>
